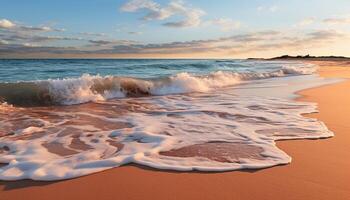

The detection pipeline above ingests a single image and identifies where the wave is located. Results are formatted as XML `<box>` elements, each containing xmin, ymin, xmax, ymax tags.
<box><xmin>0</xmin><ymin>65</ymin><xmax>315</xmax><ymax>106</ymax></box>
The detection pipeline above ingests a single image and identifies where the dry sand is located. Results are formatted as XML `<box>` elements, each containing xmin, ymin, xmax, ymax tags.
<box><xmin>1</xmin><ymin>61</ymin><xmax>350</xmax><ymax>200</ymax></box>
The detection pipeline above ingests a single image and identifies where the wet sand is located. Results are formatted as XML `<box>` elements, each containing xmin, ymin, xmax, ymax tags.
<box><xmin>1</xmin><ymin>61</ymin><xmax>350</xmax><ymax>200</ymax></box>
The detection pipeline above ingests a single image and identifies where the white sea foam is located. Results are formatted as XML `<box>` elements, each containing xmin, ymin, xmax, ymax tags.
<box><xmin>34</xmin><ymin>63</ymin><xmax>316</xmax><ymax>105</ymax></box>
<box><xmin>0</xmin><ymin>76</ymin><xmax>335</xmax><ymax>181</ymax></box>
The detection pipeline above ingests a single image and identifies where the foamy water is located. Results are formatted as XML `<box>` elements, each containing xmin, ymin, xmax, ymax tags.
<box><xmin>0</xmin><ymin>59</ymin><xmax>335</xmax><ymax>180</ymax></box>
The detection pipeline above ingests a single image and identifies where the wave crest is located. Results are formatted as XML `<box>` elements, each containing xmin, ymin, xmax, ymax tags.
<box><xmin>0</xmin><ymin>65</ymin><xmax>315</xmax><ymax>106</ymax></box>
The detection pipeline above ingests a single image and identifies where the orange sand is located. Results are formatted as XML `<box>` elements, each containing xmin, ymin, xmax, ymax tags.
<box><xmin>1</xmin><ymin>61</ymin><xmax>350</xmax><ymax>200</ymax></box>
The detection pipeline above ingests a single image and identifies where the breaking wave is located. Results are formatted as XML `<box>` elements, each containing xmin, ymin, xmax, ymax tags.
<box><xmin>0</xmin><ymin>65</ymin><xmax>316</xmax><ymax>106</ymax></box>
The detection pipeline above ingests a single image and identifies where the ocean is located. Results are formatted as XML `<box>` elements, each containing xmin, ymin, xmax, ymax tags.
<box><xmin>0</xmin><ymin>59</ymin><xmax>336</xmax><ymax>180</ymax></box>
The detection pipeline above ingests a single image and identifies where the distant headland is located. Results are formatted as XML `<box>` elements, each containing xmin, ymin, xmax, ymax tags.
<box><xmin>248</xmin><ymin>55</ymin><xmax>350</xmax><ymax>61</ymax></box>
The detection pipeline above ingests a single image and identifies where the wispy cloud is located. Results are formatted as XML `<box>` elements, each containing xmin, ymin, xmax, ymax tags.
<box><xmin>120</xmin><ymin>0</ymin><xmax>240</xmax><ymax>30</ymax></box>
<box><xmin>0</xmin><ymin>19</ymin><xmax>65</xmax><ymax>32</ymax></box>
<box><xmin>0</xmin><ymin>39</ymin><xmax>9</xmax><ymax>45</ymax></box>
<box><xmin>1</xmin><ymin>29</ymin><xmax>346</xmax><ymax>57</ymax></box>
<box><xmin>323</xmin><ymin>17</ymin><xmax>350</xmax><ymax>25</ymax></box>
<box><xmin>1</xmin><ymin>11</ymin><xmax>349</xmax><ymax>58</ymax></box>
<box><xmin>294</xmin><ymin>16</ymin><xmax>350</xmax><ymax>28</ymax></box>
<box><xmin>20</xmin><ymin>26</ymin><xmax>65</xmax><ymax>32</ymax></box>
<box><xmin>79</xmin><ymin>32</ymin><xmax>106</xmax><ymax>37</ymax></box>
<box><xmin>0</xmin><ymin>19</ymin><xmax>84</xmax><ymax>48</ymax></box>
<box><xmin>0</xmin><ymin>19</ymin><xmax>16</xmax><ymax>29</ymax></box>
<box><xmin>86</xmin><ymin>40</ymin><xmax>138</xmax><ymax>48</ymax></box>
<box><xmin>206</xmin><ymin>18</ymin><xmax>241</xmax><ymax>31</ymax></box>
<box><xmin>120</xmin><ymin>0</ymin><xmax>205</xmax><ymax>28</ymax></box>
<box><xmin>0</xmin><ymin>32</ymin><xmax>83</xmax><ymax>44</ymax></box>
<box><xmin>307</xmin><ymin>29</ymin><xmax>343</xmax><ymax>40</ymax></box>
<box><xmin>128</xmin><ymin>31</ymin><xmax>143</xmax><ymax>35</ymax></box>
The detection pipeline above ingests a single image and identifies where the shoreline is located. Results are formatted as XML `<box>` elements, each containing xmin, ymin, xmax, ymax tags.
<box><xmin>1</xmin><ymin>61</ymin><xmax>350</xmax><ymax>199</ymax></box>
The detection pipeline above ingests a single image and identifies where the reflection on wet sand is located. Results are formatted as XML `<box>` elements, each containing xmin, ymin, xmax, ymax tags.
<box><xmin>161</xmin><ymin>142</ymin><xmax>264</xmax><ymax>163</ymax></box>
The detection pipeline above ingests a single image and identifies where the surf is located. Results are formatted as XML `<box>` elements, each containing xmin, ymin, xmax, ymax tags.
<box><xmin>0</xmin><ymin>64</ymin><xmax>315</xmax><ymax>107</ymax></box>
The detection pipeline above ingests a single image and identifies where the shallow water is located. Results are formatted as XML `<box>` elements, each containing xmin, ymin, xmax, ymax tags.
<box><xmin>0</xmin><ymin>59</ymin><xmax>335</xmax><ymax>180</ymax></box>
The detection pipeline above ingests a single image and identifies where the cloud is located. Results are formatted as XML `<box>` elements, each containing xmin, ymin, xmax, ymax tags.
<box><xmin>161</xmin><ymin>1</ymin><xmax>205</xmax><ymax>27</ymax></box>
<box><xmin>0</xmin><ymin>19</ymin><xmax>16</xmax><ymax>29</ymax></box>
<box><xmin>87</xmin><ymin>39</ymin><xmax>137</xmax><ymax>47</ymax></box>
<box><xmin>0</xmin><ymin>32</ymin><xmax>83</xmax><ymax>44</ymax></box>
<box><xmin>323</xmin><ymin>17</ymin><xmax>350</xmax><ymax>25</ymax></box>
<box><xmin>121</xmin><ymin>1</ymin><xmax>239</xmax><ymax>29</ymax></box>
<box><xmin>88</xmin><ymin>39</ymin><xmax>114</xmax><ymax>45</ymax></box>
<box><xmin>206</xmin><ymin>18</ymin><xmax>241</xmax><ymax>31</ymax></box>
<box><xmin>20</xmin><ymin>26</ymin><xmax>65</xmax><ymax>32</ymax></box>
<box><xmin>0</xmin><ymin>43</ymin><xmax>81</xmax><ymax>55</ymax></box>
<box><xmin>128</xmin><ymin>31</ymin><xmax>143</xmax><ymax>35</ymax></box>
<box><xmin>161</xmin><ymin>9</ymin><xmax>204</xmax><ymax>27</ymax></box>
<box><xmin>294</xmin><ymin>16</ymin><xmax>350</xmax><ymax>28</ymax></box>
<box><xmin>0</xmin><ymin>18</ymin><xmax>81</xmax><ymax>49</ymax></box>
<box><xmin>120</xmin><ymin>0</ymin><xmax>205</xmax><ymax>28</ymax></box>
<box><xmin>0</xmin><ymin>39</ymin><xmax>9</xmax><ymax>45</ymax></box>
<box><xmin>120</xmin><ymin>0</ymin><xmax>159</xmax><ymax>13</ymax></box>
<box><xmin>22</xmin><ymin>42</ymin><xmax>41</xmax><ymax>47</ymax></box>
<box><xmin>307</xmin><ymin>30</ymin><xmax>343</xmax><ymax>40</ymax></box>
<box><xmin>79</xmin><ymin>32</ymin><xmax>106</xmax><ymax>36</ymax></box>
<box><xmin>0</xmin><ymin>18</ymin><xmax>65</xmax><ymax>33</ymax></box>
<box><xmin>0</xmin><ymin>20</ymin><xmax>347</xmax><ymax>58</ymax></box>
<box><xmin>90</xmin><ymin>29</ymin><xmax>343</xmax><ymax>55</ymax></box>
<box><xmin>121</xmin><ymin>0</ymin><xmax>176</xmax><ymax>20</ymax></box>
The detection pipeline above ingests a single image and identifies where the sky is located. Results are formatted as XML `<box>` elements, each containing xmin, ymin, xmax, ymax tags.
<box><xmin>0</xmin><ymin>0</ymin><xmax>350</xmax><ymax>58</ymax></box>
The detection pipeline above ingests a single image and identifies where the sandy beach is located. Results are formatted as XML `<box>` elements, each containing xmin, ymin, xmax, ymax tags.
<box><xmin>1</xmin><ymin>61</ymin><xmax>350</xmax><ymax>200</ymax></box>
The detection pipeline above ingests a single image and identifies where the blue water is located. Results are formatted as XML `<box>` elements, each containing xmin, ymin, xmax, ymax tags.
<box><xmin>0</xmin><ymin>59</ymin><xmax>294</xmax><ymax>82</ymax></box>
